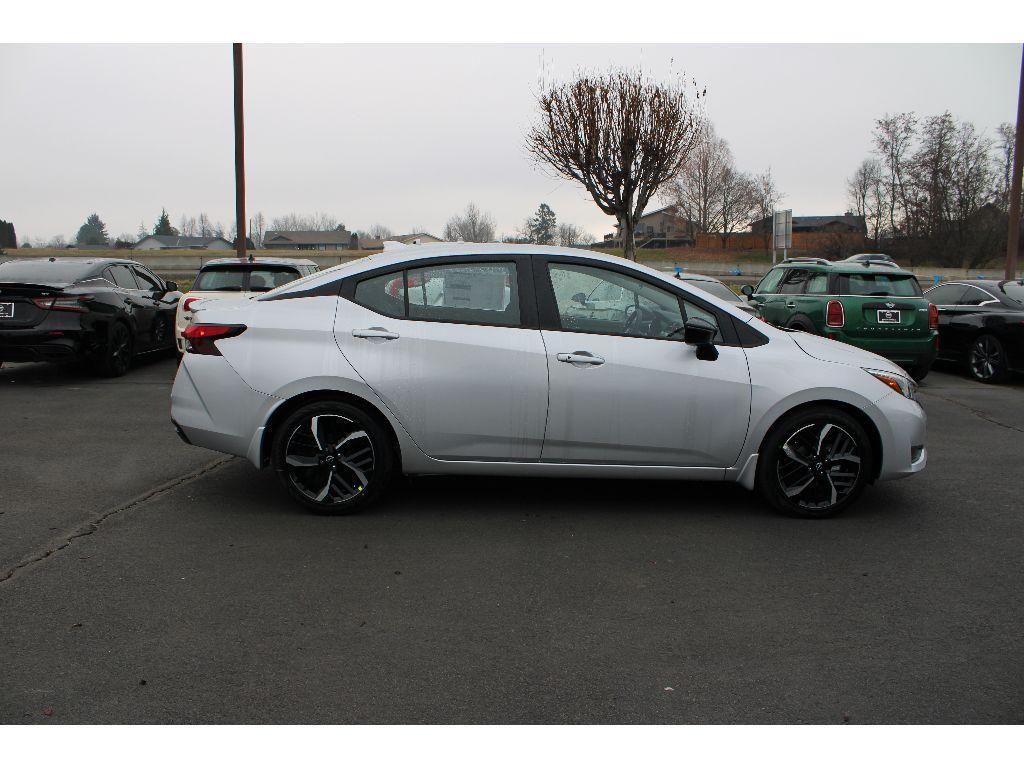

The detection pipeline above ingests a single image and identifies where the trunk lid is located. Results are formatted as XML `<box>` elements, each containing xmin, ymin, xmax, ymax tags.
<box><xmin>0</xmin><ymin>282</ymin><xmax>71</xmax><ymax>329</ymax></box>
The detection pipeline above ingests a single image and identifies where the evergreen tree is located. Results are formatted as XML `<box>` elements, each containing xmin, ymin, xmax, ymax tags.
<box><xmin>0</xmin><ymin>220</ymin><xmax>17</xmax><ymax>249</ymax></box>
<box><xmin>528</xmin><ymin>203</ymin><xmax>557</xmax><ymax>245</ymax></box>
<box><xmin>153</xmin><ymin>208</ymin><xmax>178</xmax><ymax>236</ymax></box>
<box><xmin>75</xmin><ymin>213</ymin><xmax>109</xmax><ymax>246</ymax></box>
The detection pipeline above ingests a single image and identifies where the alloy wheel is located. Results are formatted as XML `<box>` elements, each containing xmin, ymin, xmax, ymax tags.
<box><xmin>284</xmin><ymin>413</ymin><xmax>376</xmax><ymax>504</ymax></box>
<box><xmin>969</xmin><ymin>336</ymin><xmax>1003</xmax><ymax>381</ymax></box>
<box><xmin>776</xmin><ymin>422</ymin><xmax>862</xmax><ymax>511</ymax></box>
<box><xmin>110</xmin><ymin>325</ymin><xmax>131</xmax><ymax>375</ymax></box>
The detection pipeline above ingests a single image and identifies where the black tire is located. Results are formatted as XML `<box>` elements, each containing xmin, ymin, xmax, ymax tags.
<box><xmin>787</xmin><ymin>318</ymin><xmax>817</xmax><ymax>334</ymax></box>
<box><xmin>757</xmin><ymin>406</ymin><xmax>873</xmax><ymax>519</ymax></box>
<box><xmin>967</xmin><ymin>334</ymin><xmax>1010</xmax><ymax>384</ymax></box>
<box><xmin>96</xmin><ymin>322</ymin><xmax>133</xmax><ymax>378</ymax></box>
<box><xmin>151</xmin><ymin>314</ymin><xmax>171</xmax><ymax>350</ymax></box>
<box><xmin>271</xmin><ymin>400</ymin><xmax>394</xmax><ymax>515</ymax></box>
<box><xmin>907</xmin><ymin>364</ymin><xmax>930</xmax><ymax>383</ymax></box>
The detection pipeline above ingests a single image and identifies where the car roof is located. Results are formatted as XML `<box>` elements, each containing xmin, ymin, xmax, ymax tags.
<box><xmin>3</xmin><ymin>256</ymin><xmax>139</xmax><ymax>267</ymax></box>
<box><xmin>774</xmin><ymin>258</ymin><xmax>910</xmax><ymax>275</ymax></box>
<box><xmin>201</xmin><ymin>256</ymin><xmax>318</xmax><ymax>267</ymax></box>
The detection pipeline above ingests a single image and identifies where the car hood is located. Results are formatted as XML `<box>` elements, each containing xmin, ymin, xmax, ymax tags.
<box><xmin>789</xmin><ymin>331</ymin><xmax>906</xmax><ymax>375</ymax></box>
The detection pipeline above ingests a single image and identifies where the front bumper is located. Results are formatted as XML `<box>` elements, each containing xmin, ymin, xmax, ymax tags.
<box><xmin>874</xmin><ymin>390</ymin><xmax>928</xmax><ymax>481</ymax></box>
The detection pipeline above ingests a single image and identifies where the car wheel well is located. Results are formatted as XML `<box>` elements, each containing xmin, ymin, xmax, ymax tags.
<box><xmin>260</xmin><ymin>390</ymin><xmax>402</xmax><ymax>471</ymax></box>
<box><xmin>760</xmin><ymin>400</ymin><xmax>883</xmax><ymax>481</ymax></box>
<box><xmin>787</xmin><ymin>315</ymin><xmax>817</xmax><ymax>333</ymax></box>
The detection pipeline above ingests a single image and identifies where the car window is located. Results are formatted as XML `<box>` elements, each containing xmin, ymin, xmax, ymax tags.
<box><xmin>924</xmin><ymin>283</ymin><xmax>967</xmax><ymax>305</ymax></box>
<box><xmin>547</xmin><ymin>263</ymin><xmax>689</xmax><ymax>340</ymax></box>
<box><xmin>805</xmin><ymin>273</ymin><xmax>829</xmax><ymax>294</ymax></box>
<box><xmin>132</xmin><ymin>266</ymin><xmax>162</xmax><ymax>291</ymax></box>
<box><xmin>778</xmin><ymin>269</ymin><xmax>811</xmax><ymax>295</ymax></box>
<box><xmin>353</xmin><ymin>270</ymin><xmax>406</xmax><ymax>317</ymax></box>
<box><xmin>755</xmin><ymin>267</ymin><xmax>785</xmax><ymax>294</ymax></box>
<box><xmin>407</xmin><ymin>262</ymin><xmax>519</xmax><ymax>326</ymax></box>
<box><xmin>1000</xmin><ymin>281</ymin><xmax>1024</xmax><ymax>303</ymax></box>
<box><xmin>959</xmin><ymin>286</ymin><xmax>995</xmax><ymax>306</ymax></box>
<box><xmin>686</xmin><ymin>279</ymin><xmax>738</xmax><ymax>303</ymax></box>
<box><xmin>193</xmin><ymin>268</ymin><xmax>246</xmax><ymax>292</ymax></box>
<box><xmin>836</xmin><ymin>273</ymin><xmax>923</xmax><ymax>297</ymax></box>
<box><xmin>106</xmin><ymin>264</ymin><xmax>139</xmax><ymax>289</ymax></box>
<box><xmin>248</xmin><ymin>268</ymin><xmax>301</xmax><ymax>291</ymax></box>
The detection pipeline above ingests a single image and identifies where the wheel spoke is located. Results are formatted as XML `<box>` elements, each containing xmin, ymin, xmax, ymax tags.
<box><xmin>286</xmin><ymin>455</ymin><xmax>319</xmax><ymax>468</ymax></box>
<box><xmin>314</xmin><ymin>471</ymin><xmax>333</xmax><ymax>502</ymax></box>
<box><xmin>782</xmin><ymin>443</ymin><xmax>809</xmax><ymax>466</ymax></box>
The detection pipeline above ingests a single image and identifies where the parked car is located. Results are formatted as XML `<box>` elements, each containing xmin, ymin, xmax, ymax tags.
<box><xmin>841</xmin><ymin>253</ymin><xmax>899</xmax><ymax>267</ymax></box>
<box><xmin>174</xmin><ymin>257</ymin><xmax>319</xmax><ymax>353</ymax></box>
<box><xmin>0</xmin><ymin>257</ymin><xmax>181</xmax><ymax>376</ymax></box>
<box><xmin>923</xmin><ymin>279</ymin><xmax>1024</xmax><ymax>383</ymax></box>
<box><xmin>741</xmin><ymin>257</ymin><xmax>937</xmax><ymax>381</ymax></box>
<box><xmin>672</xmin><ymin>272</ymin><xmax>755</xmax><ymax>314</ymax></box>
<box><xmin>171</xmin><ymin>244</ymin><xmax>926</xmax><ymax>520</ymax></box>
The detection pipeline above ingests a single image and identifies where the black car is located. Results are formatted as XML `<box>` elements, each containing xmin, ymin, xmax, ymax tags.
<box><xmin>923</xmin><ymin>278</ymin><xmax>1024</xmax><ymax>383</ymax></box>
<box><xmin>0</xmin><ymin>257</ymin><xmax>182</xmax><ymax>376</ymax></box>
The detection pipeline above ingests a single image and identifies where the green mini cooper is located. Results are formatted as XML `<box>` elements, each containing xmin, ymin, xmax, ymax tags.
<box><xmin>741</xmin><ymin>258</ymin><xmax>938</xmax><ymax>381</ymax></box>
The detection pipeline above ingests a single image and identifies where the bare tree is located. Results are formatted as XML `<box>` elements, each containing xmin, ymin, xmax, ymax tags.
<box><xmin>443</xmin><ymin>203</ymin><xmax>496</xmax><ymax>243</ymax></box>
<box><xmin>752</xmin><ymin>167</ymin><xmax>784</xmax><ymax>250</ymax></box>
<box><xmin>197</xmin><ymin>213</ymin><xmax>213</xmax><ymax>238</ymax></box>
<box><xmin>557</xmin><ymin>222</ymin><xmax>594</xmax><ymax>247</ymax></box>
<box><xmin>49</xmin><ymin>234</ymin><xmax>67</xmax><ymax>248</ymax></box>
<box><xmin>364</xmin><ymin>224</ymin><xmax>394</xmax><ymax>239</ymax></box>
<box><xmin>270</xmin><ymin>212</ymin><xmax>340</xmax><ymax>231</ymax></box>
<box><xmin>847</xmin><ymin>158</ymin><xmax>887</xmax><ymax>245</ymax></box>
<box><xmin>670</xmin><ymin>121</ymin><xmax>729</xmax><ymax>236</ymax></box>
<box><xmin>717</xmin><ymin>165</ymin><xmax>756</xmax><ymax>248</ymax></box>
<box><xmin>526</xmin><ymin>69</ymin><xmax>703</xmax><ymax>261</ymax></box>
<box><xmin>873</xmin><ymin>112</ymin><xmax>918</xmax><ymax>238</ymax></box>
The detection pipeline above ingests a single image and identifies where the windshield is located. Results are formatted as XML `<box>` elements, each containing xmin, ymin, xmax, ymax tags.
<box><xmin>0</xmin><ymin>259</ymin><xmax>97</xmax><ymax>284</ymax></box>
<box><xmin>686</xmin><ymin>280</ymin><xmax>738</xmax><ymax>302</ymax></box>
<box><xmin>193</xmin><ymin>266</ymin><xmax>300</xmax><ymax>292</ymax></box>
<box><xmin>836</xmin><ymin>273</ymin><xmax>922</xmax><ymax>297</ymax></box>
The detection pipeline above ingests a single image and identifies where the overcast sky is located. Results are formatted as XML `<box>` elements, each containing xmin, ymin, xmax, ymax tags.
<box><xmin>0</xmin><ymin>43</ymin><xmax>1019</xmax><ymax>244</ymax></box>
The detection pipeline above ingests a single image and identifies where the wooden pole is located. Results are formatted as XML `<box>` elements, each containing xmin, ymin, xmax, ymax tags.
<box><xmin>1006</xmin><ymin>44</ymin><xmax>1024</xmax><ymax>280</ymax></box>
<box><xmin>233</xmin><ymin>43</ymin><xmax>248</xmax><ymax>261</ymax></box>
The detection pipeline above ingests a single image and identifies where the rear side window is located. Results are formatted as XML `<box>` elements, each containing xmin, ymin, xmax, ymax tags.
<box><xmin>837</xmin><ymin>273</ymin><xmax>922</xmax><ymax>297</ymax></box>
<box><xmin>924</xmin><ymin>283</ymin><xmax>967</xmax><ymax>305</ymax></box>
<box><xmin>106</xmin><ymin>264</ymin><xmax>139</xmax><ymax>289</ymax></box>
<box><xmin>353</xmin><ymin>270</ymin><xmax>405</xmax><ymax>317</ymax></box>
<box><xmin>959</xmin><ymin>286</ymin><xmax>995</xmax><ymax>306</ymax></box>
<box><xmin>194</xmin><ymin>268</ymin><xmax>246</xmax><ymax>291</ymax></box>
<box><xmin>407</xmin><ymin>262</ymin><xmax>519</xmax><ymax>326</ymax></box>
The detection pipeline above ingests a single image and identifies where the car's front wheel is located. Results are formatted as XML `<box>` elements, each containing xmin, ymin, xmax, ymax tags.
<box><xmin>757</xmin><ymin>407</ymin><xmax>873</xmax><ymax>519</ymax></box>
<box><xmin>271</xmin><ymin>400</ymin><xmax>393</xmax><ymax>515</ymax></box>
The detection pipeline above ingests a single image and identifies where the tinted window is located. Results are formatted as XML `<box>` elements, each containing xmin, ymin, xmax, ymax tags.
<box><xmin>407</xmin><ymin>262</ymin><xmax>519</xmax><ymax>326</ymax></box>
<box><xmin>547</xmin><ymin>263</ymin><xmax>691</xmax><ymax>340</ymax></box>
<box><xmin>0</xmin><ymin>259</ymin><xmax>96</xmax><ymax>283</ymax></box>
<box><xmin>924</xmin><ymin>283</ymin><xmax>967</xmax><ymax>305</ymax></box>
<box><xmin>248</xmin><ymin>268</ymin><xmax>301</xmax><ymax>291</ymax></box>
<box><xmin>353</xmin><ymin>270</ymin><xmax>405</xmax><ymax>317</ymax></box>
<box><xmin>778</xmin><ymin>269</ymin><xmax>811</xmax><ymax>295</ymax></box>
<box><xmin>1000</xmin><ymin>281</ymin><xmax>1024</xmax><ymax>303</ymax></box>
<box><xmin>107</xmin><ymin>264</ymin><xmax>139</xmax><ymax>289</ymax></box>
<box><xmin>960</xmin><ymin>286</ymin><xmax>995</xmax><ymax>306</ymax></box>
<box><xmin>193</xmin><ymin>268</ymin><xmax>246</xmax><ymax>291</ymax></box>
<box><xmin>755</xmin><ymin>267</ymin><xmax>785</xmax><ymax>294</ymax></box>
<box><xmin>132</xmin><ymin>266</ymin><xmax>162</xmax><ymax>291</ymax></box>
<box><xmin>837</xmin><ymin>273</ymin><xmax>922</xmax><ymax>297</ymax></box>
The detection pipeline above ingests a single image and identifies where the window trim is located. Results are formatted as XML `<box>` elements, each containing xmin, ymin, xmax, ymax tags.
<box><xmin>131</xmin><ymin>264</ymin><xmax>164</xmax><ymax>292</ymax></box>
<box><xmin>533</xmin><ymin>255</ymin><xmax>743</xmax><ymax>346</ymax></box>
<box><xmin>340</xmin><ymin>254</ymin><xmax>538</xmax><ymax>330</ymax></box>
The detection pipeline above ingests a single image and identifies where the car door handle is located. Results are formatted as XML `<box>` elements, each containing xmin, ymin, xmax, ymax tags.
<box><xmin>785</xmin><ymin>301</ymin><xmax>796</xmax><ymax>308</ymax></box>
<box><xmin>352</xmin><ymin>327</ymin><xmax>400</xmax><ymax>340</ymax></box>
<box><xmin>556</xmin><ymin>352</ymin><xmax>605</xmax><ymax>366</ymax></box>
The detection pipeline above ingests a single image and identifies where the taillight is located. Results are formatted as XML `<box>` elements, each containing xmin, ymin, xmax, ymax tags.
<box><xmin>928</xmin><ymin>303</ymin><xmax>938</xmax><ymax>330</ymax></box>
<box><xmin>183</xmin><ymin>297</ymin><xmax>201</xmax><ymax>312</ymax></box>
<box><xmin>182</xmin><ymin>323</ymin><xmax>246</xmax><ymax>355</ymax></box>
<box><xmin>826</xmin><ymin>300</ymin><xmax>845</xmax><ymax>328</ymax></box>
<box><xmin>33</xmin><ymin>295</ymin><xmax>91</xmax><ymax>313</ymax></box>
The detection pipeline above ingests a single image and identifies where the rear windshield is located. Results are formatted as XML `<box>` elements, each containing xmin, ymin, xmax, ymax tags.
<box><xmin>193</xmin><ymin>266</ymin><xmax>301</xmax><ymax>292</ymax></box>
<box><xmin>836</xmin><ymin>273</ymin><xmax>923</xmax><ymax>297</ymax></box>
<box><xmin>687</xmin><ymin>280</ymin><xmax>738</xmax><ymax>302</ymax></box>
<box><xmin>0</xmin><ymin>259</ymin><xmax>97</xmax><ymax>284</ymax></box>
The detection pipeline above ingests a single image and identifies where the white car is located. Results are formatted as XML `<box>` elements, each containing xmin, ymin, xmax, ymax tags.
<box><xmin>171</xmin><ymin>243</ymin><xmax>927</xmax><ymax>518</ymax></box>
<box><xmin>174</xmin><ymin>257</ymin><xmax>319</xmax><ymax>353</ymax></box>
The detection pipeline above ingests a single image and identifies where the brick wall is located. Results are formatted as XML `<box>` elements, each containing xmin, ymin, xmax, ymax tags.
<box><xmin>694</xmin><ymin>231</ymin><xmax>866</xmax><ymax>252</ymax></box>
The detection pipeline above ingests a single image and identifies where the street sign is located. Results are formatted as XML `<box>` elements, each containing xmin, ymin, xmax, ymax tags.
<box><xmin>773</xmin><ymin>210</ymin><xmax>792</xmax><ymax>250</ymax></box>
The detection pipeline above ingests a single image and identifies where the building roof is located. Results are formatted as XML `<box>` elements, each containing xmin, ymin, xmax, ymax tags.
<box><xmin>137</xmin><ymin>235</ymin><xmax>232</xmax><ymax>247</ymax></box>
<box><xmin>637</xmin><ymin>204</ymin><xmax>684</xmax><ymax>222</ymax></box>
<box><xmin>263</xmin><ymin>230</ymin><xmax>352</xmax><ymax>245</ymax></box>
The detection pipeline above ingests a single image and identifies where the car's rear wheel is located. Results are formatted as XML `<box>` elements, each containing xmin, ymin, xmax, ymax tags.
<box><xmin>787</xmin><ymin>318</ymin><xmax>816</xmax><ymax>334</ymax></box>
<box><xmin>757</xmin><ymin>407</ymin><xmax>873</xmax><ymax>519</ymax></box>
<box><xmin>967</xmin><ymin>334</ymin><xmax>1009</xmax><ymax>384</ymax></box>
<box><xmin>96</xmin><ymin>322</ymin><xmax>133</xmax><ymax>377</ymax></box>
<box><xmin>907</xmin><ymin>363</ymin><xmax>930</xmax><ymax>383</ymax></box>
<box><xmin>271</xmin><ymin>400</ymin><xmax>393</xmax><ymax>515</ymax></box>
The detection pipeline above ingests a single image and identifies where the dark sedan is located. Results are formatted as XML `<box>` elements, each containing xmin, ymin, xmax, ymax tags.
<box><xmin>923</xmin><ymin>278</ymin><xmax>1024</xmax><ymax>383</ymax></box>
<box><xmin>0</xmin><ymin>257</ymin><xmax>181</xmax><ymax>376</ymax></box>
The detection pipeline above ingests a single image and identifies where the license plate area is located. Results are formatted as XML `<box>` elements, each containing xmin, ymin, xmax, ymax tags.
<box><xmin>0</xmin><ymin>302</ymin><xmax>13</xmax><ymax>319</ymax></box>
<box><xmin>877</xmin><ymin>309</ymin><xmax>901</xmax><ymax>324</ymax></box>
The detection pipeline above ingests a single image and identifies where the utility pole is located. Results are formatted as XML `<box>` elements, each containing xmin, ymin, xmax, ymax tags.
<box><xmin>1006</xmin><ymin>44</ymin><xmax>1024</xmax><ymax>281</ymax></box>
<box><xmin>233</xmin><ymin>43</ymin><xmax>248</xmax><ymax>261</ymax></box>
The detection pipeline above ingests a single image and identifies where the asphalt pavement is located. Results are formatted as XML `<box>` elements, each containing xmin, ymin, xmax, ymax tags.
<box><xmin>1</xmin><ymin>357</ymin><xmax>1022</xmax><ymax>723</ymax></box>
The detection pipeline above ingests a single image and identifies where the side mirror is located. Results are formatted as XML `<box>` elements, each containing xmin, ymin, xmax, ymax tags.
<box><xmin>164</xmin><ymin>280</ymin><xmax>179</xmax><ymax>293</ymax></box>
<box><xmin>740</xmin><ymin>284</ymin><xmax>754</xmax><ymax>298</ymax></box>
<box><xmin>683</xmin><ymin>318</ymin><xmax>719</xmax><ymax>361</ymax></box>
<box><xmin>571</xmin><ymin>292</ymin><xmax>588</xmax><ymax>305</ymax></box>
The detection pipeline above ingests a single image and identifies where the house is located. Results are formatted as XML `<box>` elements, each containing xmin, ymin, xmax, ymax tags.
<box><xmin>749</xmin><ymin>214</ymin><xmax>866</xmax><ymax>235</ymax></box>
<box><xmin>356</xmin><ymin>232</ymin><xmax>444</xmax><ymax>251</ymax></box>
<box><xmin>135</xmin><ymin>235</ymin><xmax>234</xmax><ymax>250</ymax></box>
<box><xmin>263</xmin><ymin>228</ymin><xmax>358</xmax><ymax>251</ymax></box>
<box><xmin>604</xmin><ymin>205</ymin><xmax>697</xmax><ymax>248</ymax></box>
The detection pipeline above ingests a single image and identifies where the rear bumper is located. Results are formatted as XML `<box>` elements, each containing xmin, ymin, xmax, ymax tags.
<box><xmin>0</xmin><ymin>331</ymin><xmax>86</xmax><ymax>362</ymax></box>
<box><xmin>827</xmin><ymin>331</ymin><xmax>938</xmax><ymax>370</ymax></box>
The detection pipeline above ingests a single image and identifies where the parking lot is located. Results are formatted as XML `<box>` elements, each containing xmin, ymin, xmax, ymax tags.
<box><xmin>0</xmin><ymin>356</ymin><xmax>1022</xmax><ymax>724</ymax></box>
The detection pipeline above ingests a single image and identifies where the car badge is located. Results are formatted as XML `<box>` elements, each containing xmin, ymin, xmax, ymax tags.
<box><xmin>885</xmin><ymin>302</ymin><xmax>895</xmax><ymax>308</ymax></box>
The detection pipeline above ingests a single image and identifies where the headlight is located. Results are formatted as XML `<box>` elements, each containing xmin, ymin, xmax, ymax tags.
<box><xmin>863</xmin><ymin>368</ymin><xmax>917</xmax><ymax>400</ymax></box>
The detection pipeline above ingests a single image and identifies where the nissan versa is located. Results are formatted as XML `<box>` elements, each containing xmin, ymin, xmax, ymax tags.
<box><xmin>171</xmin><ymin>244</ymin><xmax>927</xmax><ymax>519</ymax></box>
